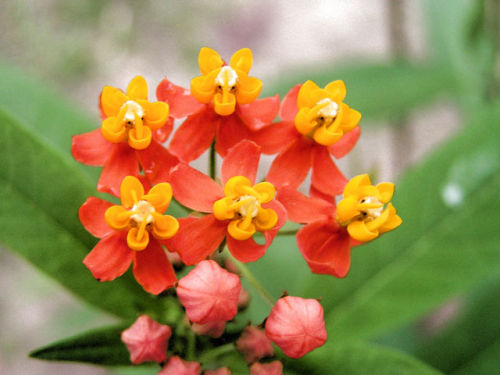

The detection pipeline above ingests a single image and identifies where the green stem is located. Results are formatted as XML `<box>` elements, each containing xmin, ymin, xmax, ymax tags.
<box><xmin>226</xmin><ymin>250</ymin><xmax>275</xmax><ymax>307</ymax></box>
<box><xmin>276</xmin><ymin>229</ymin><xmax>298</xmax><ymax>236</ymax></box>
<box><xmin>199</xmin><ymin>343</ymin><xmax>235</xmax><ymax>363</ymax></box>
<box><xmin>209</xmin><ymin>141</ymin><xmax>216</xmax><ymax>180</ymax></box>
<box><xmin>186</xmin><ymin>329</ymin><xmax>196</xmax><ymax>361</ymax></box>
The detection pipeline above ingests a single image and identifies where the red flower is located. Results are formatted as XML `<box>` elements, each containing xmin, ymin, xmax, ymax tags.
<box><xmin>277</xmin><ymin>187</ymin><xmax>352</xmax><ymax>278</ymax></box>
<box><xmin>164</xmin><ymin>140</ymin><xmax>287</xmax><ymax>265</ymax></box>
<box><xmin>121</xmin><ymin>315</ymin><xmax>172</xmax><ymax>364</ymax></box>
<box><xmin>159</xmin><ymin>48</ymin><xmax>280</xmax><ymax>163</ymax></box>
<box><xmin>72</xmin><ymin>76</ymin><xmax>179</xmax><ymax>196</ymax></box>
<box><xmin>158</xmin><ymin>356</ymin><xmax>201</xmax><ymax>375</ymax></box>
<box><xmin>80</xmin><ymin>176</ymin><xmax>179</xmax><ymax>294</ymax></box>
<box><xmin>265</xmin><ymin>296</ymin><xmax>327</xmax><ymax>359</ymax></box>
<box><xmin>236</xmin><ymin>326</ymin><xmax>274</xmax><ymax>364</ymax></box>
<box><xmin>265</xmin><ymin>82</ymin><xmax>361</xmax><ymax>200</ymax></box>
<box><xmin>250</xmin><ymin>361</ymin><xmax>283</xmax><ymax>375</ymax></box>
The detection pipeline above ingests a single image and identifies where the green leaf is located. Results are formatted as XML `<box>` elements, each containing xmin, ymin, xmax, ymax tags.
<box><xmin>0</xmin><ymin>108</ymin><xmax>156</xmax><ymax>318</ymax></box>
<box><xmin>451</xmin><ymin>339</ymin><xmax>500</xmax><ymax>375</ymax></box>
<box><xmin>29</xmin><ymin>325</ymin><xmax>132</xmax><ymax>366</ymax></box>
<box><xmin>294</xmin><ymin>103</ymin><xmax>500</xmax><ymax>342</ymax></box>
<box><xmin>285</xmin><ymin>341</ymin><xmax>444</xmax><ymax>375</ymax></box>
<box><xmin>263</xmin><ymin>62</ymin><xmax>456</xmax><ymax>124</ymax></box>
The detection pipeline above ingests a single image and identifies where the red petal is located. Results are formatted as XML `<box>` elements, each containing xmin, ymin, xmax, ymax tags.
<box><xmin>266</xmin><ymin>138</ymin><xmax>313</xmax><ymax>189</ymax></box>
<box><xmin>279</xmin><ymin>84</ymin><xmax>301</xmax><ymax>122</ymax></box>
<box><xmin>236</xmin><ymin>95</ymin><xmax>280</xmax><ymax>131</ymax></box>
<box><xmin>251</xmin><ymin>121</ymin><xmax>299</xmax><ymax>155</ymax></box>
<box><xmin>156</xmin><ymin>78</ymin><xmax>204</xmax><ymax>118</ymax></box>
<box><xmin>309</xmin><ymin>185</ymin><xmax>337</xmax><ymax>205</ymax></box>
<box><xmin>276</xmin><ymin>187</ymin><xmax>333</xmax><ymax>224</ymax></box>
<box><xmin>226</xmin><ymin>200</ymin><xmax>286</xmax><ymax>263</ymax></box>
<box><xmin>221</xmin><ymin>140</ymin><xmax>261</xmax><ymax>185</ymax></box>
<box><xmin>311</xmin><ymin>146</ymin><xmax>348</xmax><ymax>197</ymax></box>
<box><xmin>164</xmin><ymin>215</ymin><xmax>226</xmax><ymax>265</ymax></box>
<box><xmin>169</xmin><ymin>107</ymin><xmax>217</xmax><ymax>163</ymax></box>
<box><xmin>169</xmin><ymin>163</ymin><xmax>223</xmax><ymax>212</ymax></box>
<box><xmin>133</xmin><ymin>239</ymin><xmax>177</xmax><ymax>295</ymax></box>
<box><xmin>215</xmin><ymin>114</ymin><xmax>252</xmax><ymax>157</ymax></box>
<box><xmin>79</xmin><ymin>197</ymin><xmax>113</xmax><ymax>238</ymax></box>
<box><xmin>137</xmin><ymin>140</ymin><xmax>179</xmax><ymax>185</ymax></box>
<box><xmin>152</xmin><ymin>117</ymin><xmax>174</xmax><ymax>143</ymax></box>
<box><xmin>98</xmin><ymin>144</ymin><xmax>139</xmax><ymax>196</ymax></box>
<box><xmin>83</xmin><ymin>232</ymin><xmax>133</xmax><ymax>281</ymax></box>
<box><xmin>328</xmin><ymin>126</ymin><xmax>361</xmax><ymax>159</ymax></box>
<box><xmin>72</xmin><ymin>129</ymin><xmax>113</xmax><ymax>166</ymax></box>
<box><xmin>297</xmin><ymin>220</ymin><xmax>351</xmax><ymax>277</ymax></box>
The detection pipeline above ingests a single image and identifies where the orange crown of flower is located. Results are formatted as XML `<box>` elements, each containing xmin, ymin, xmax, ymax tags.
<box><xmin>100</xmin><ymin>76</ymin><xmax>170</xmax><ymax>150</ymax></box>
<box><xmin>190</xmin><ymin>47</ymin><xmax>262</xmax><ymax>116</ymax></box>
<box><xmin>295</xmin><ymin>80</ymin><xmax>361</xmax><ymax>146</ymax></box>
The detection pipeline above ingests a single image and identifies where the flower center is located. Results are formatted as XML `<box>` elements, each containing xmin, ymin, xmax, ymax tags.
<box><xmin>234</xmin><ymin>195</ymin><xmax>260</xmax><ymax>218</ymax></box>
<box><xmin>359</xmin><ymin>196</ymin><xmax>383</xmax><ymax>220</ymax></box>
<box><xmin>130</xmin><ymin>200</ymin><xmax>155</xmax><ymax>226</ymax></box>
<box><xmin>121</xmin><ymin>100</ymin><xmax>144</xmax><ymax>127</ymax></box>
<box><xmin>215</xmin><ymin>66</ymin><xmax>239</xmax><ymax>93</ymax></box>
<box><xmin>315</xmin><ymin>98</ymin><xmax>338</xmax><ymax>127</ymax></box>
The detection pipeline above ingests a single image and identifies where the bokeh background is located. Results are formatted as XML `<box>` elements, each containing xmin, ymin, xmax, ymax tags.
<box><xmin>0</xmin><ymin>0</ymin><xmax>499</xmax><ymax>374</ymax></box>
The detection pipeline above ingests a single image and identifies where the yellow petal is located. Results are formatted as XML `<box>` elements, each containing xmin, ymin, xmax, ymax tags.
<box><xmin>228</xmin><ymin>219</ymin><xmax>256</xmax><ymax>240</ymax></box>
<box><xmin>313</xmin><ymin>125</ymin><xmax>343</xmax><ymax>146</ymax></box>
<box><xmin>343</xmin><ymin>174</ymin><xmax>371</xmax><ymax>198</ymax></box>
<box><xmin>191</xmin><ymin>73</ymin><xmax>218</xmax><ymax>103</ymax></box>
<box><xmin>325</xmin><ymin>80</ymin><xmax>346</xmax><ymax>102</ymax></box>
<box><xmin>121</xmin><ymin>176</ymin><xmax>144</xmax><ymax>208</ymax></box>
<box><xmin>347</xmin><ymin>220</ymin><xmax>378</xmax><ymax>242</ymax></box>
<box><xmin>101</xmin><ymin>117</ymin><xmax>126</xmax><ymax>143</ymax></box>
<box><xmin>139</xmin><ymin>100</ymin><xmax>169</xmax><ymax>130</ymax></box>
<box><xmin>297</xmin><ymin>80</ymin><xmax>321</xmax><ymax>108</ymax></box>
<box><xmin>341</xmin><ymin>103</ymin><xmax>361</xmax><ymax>132</ymax></box>
<box><xmin>105</xmin><ymin>205</ymin><xmax>131</xmax><ymax>230</ymax></box>
<box><xmin>376</xmin><ymin>182</ymin><xmax>395</xmax><ymax>203</ymax></box>
<box><xmin>365</xmin><ymin>208</ymin><xmax>390</xmax><ymax>232</ymax></box>
<box><xmin>224</xmin><ymin>176</ymin><xmax>253</xmax><ymax>198</ymax></box>
<box><xmin>126</xmin><ymin>76</ymin><xmax>148</xmax><ymax>101</ymax></box>
<box><xmin>101</xmin><ymin>86</ymin><xmax>127</xmax><ymax>118</ymax></box>
<box><xmin>294</xmin><ymin>108</ymin><xmax>317</xmax><ymax>135</ymax></box>
<box><xmin>253</xmin><ymin>182</ymin><xmax>276</xmax><ymax>203</ymax></box>
<box><xmin>230</xmin><ymin>48</ymin><xmax>253</xmax><ymax>74</ymax></box>
<box><xmin>199</xmin><ymin>47</ymin><xmax>223</xmax><ymax>75</ymax></box>
<box><xmin>127</xmin><ymin>227</ymin><xmax>149</xmax><ymax>251</ymax></box>
<box><xmin>145</xmin><ymin>182</ymin><xmax>173</xmax><ymax>213</ymax></box>
<box><xmin>379</xmin><ymin>204</ymin><xmax>402</xmax><ymax>233</ymax></box>
<box><xmin>336</xmin><ymin>196</ymin><xmax>359</xmax><ymax>223</ymax></box>
<box><xmin>213</xmin><ymin>197</ymin><xmax>236</xmax><ymax>220</ymax></box>
<box><xmin>152</xmin><ymin>213</ymin><xmax>179</xmax><ymax>239</ymax></box>
<box><xmin>236</xmin><ymin>74</ymin><xmax>262</xmax><ymax>104</ymax></box>
<box><xmin>128</xmin><ymin>125</ymin><xmax>152</xmax><ymax>150</ymax></box>
<box><xmin>214</xmin><ymin>92</ymin><xmax>236</xmax><ymax>116</ymax></box>
<box><xmin>254</xmin><ymin>207</ymin><xmax>278</xmax><ymax>231</ymax></box>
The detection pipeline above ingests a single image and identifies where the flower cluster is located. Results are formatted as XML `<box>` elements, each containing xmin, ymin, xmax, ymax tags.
<box><xmin>73</xmin><ymin>47</ymin><xmax>402</xmax><ymax>373</ymax></box>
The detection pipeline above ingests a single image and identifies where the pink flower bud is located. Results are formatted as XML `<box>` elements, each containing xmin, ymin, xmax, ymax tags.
<box><xmin>265</xmin><ymin>296</ymin><xmax>327</xmax><ymax>358</ymax></box>
<box><xmin>158</xmin><ymin>356</ymin><xmax>201</xmax><ymax>375</ymax></box>
<box><xmin>191</xmin><ymin>320</ymin><xmax>226</xmax><ymax>338</ymax></box>
<box><xmin>236</xmin><ymin>326</ymin><xmax>274</xmax><ymax>363</ymax></box>
<box><xmin>205</xmin><ymin>368</ymin><xmax>231</xmax><ymax>375</ymax></box>
<box><xmin>250</xmin><ymin>361</ymin><xmax>283</xmax><ymax>375</ymax></box>
<box><xmin>238</xmin><ymin>287</ymin><xmax>251</xmax><ymax>310</ymax></box>
<box><xmin>177</xmin><ymin>260</ymin><xmax>241</xmax><ymax>324</ymax></box>
<box><xmin>121</xmin><ymin>315</ymin><xmax>171</xmax><ymax>364</ymax></box>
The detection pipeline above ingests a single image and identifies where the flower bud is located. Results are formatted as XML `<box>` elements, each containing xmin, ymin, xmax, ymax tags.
<box><xmin>236</xmin><ymin>326</ymin><xmax>274</xmax><ymax>363</ymax></box>
<box><xmin>205</xmin><ymin>368</ymin><xmax>231</xmax><ymax>375</ymax></box>
<box><xmin>177</xmin><ymin>260</ymin><xmax>241</xmax><ymax>324</ymax></box>
<box><xmin>250</xmin><ymin>361</ymin><xmax>283</xmax><ymax>375</ymax></box>
<box><xmin>191</xmin><ymin>320</ymin><xmax>226</xmax><ymax>338</ymax></box>
<box><xmin>265</xmin><ymin>296</ymin><xmax>327</xmax><ymax>358</ymax></box>
<box><xmin>121</xmin><ymin>315</ymin><xmax>171</xmax><ymax>364</ymax></box>
<box><xmin>158</xmin><ymin>356</ymin><xmax>201</xmax><ymax>375</ymax></box>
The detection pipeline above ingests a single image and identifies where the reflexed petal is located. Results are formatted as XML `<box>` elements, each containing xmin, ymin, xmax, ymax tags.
<box><xmin>311</xmin><ymin>146</ymin><xmax>348</xmax><ymax>197</ymax></box>
<box><xmin>156</xmin><ymin>78</ymin><xmax>205</xmax><ymax>118</ymax></box>
<box><xmin>279</xmin><ymin>84</ymin><xmax>301</xmax><ymax>122</ymax></box>
<box><xmin>230</xmin><ymin>48</ymin><xmax>253</xmax><ymax>73</ymax></box>
<box><xmin>266</xmin><ymin>138</ymin><xmax>313</xmax><ymax>189</ymax></box>
<box><xmin>169</xmin><ymin>163</ymin><xmax>223</xmax><ymax>212</ymax></box>
<box><xmin>133</xmin><ymin>239</ymin><xmax>177</xmax><ymax>295</ymax></box>
<box><xmin>276</xmin><ymin>187</ymin><xmax>333</xmax><ymax>223</ymax></box>
<box><xmin>221</xmin><ymin>140</ymin><xmax>261</xmax><ymax>185</ymax></box>
<box><xmin>100</xmin><ymin>86</ymin><xmax>127</xmax><ymax>118</ymax></box>
<box><xmin>71</xmin><ymin>129</ymin><xmax>114</xmax><ymax>166</ymax></box>
<box><xmin>328</xmin><ymin>126</ymin><xmax>361</xmax><ymax>159</ymax></box>
<box><xmin>83</xmin><ymin>232</ymin><xmax>132</xmax><ymax>281</ymax></box>
<box><xmin>98</xmin><ymin>144</ymin><xmax>139</xmax><ymax>197</ymax></box>
<box><xmin>215</xmin><ymin>113</ymin><xmax>252</xmax><ymax>157</ymax></box>
<box><xmin>163</xmin><ymin>215</ymin><xmax>227</xmax><ymax>265</ymax></box>
<box><xmin>250</xmin><ymin>121</ymin><xmax>298</xmax><ymax>154</ymax></box>
<box><xmin>153</xmin><ymin>117</ymin><xmax>174</xmax><ymax>143</ymax></box>
<box><xmin>169</xmin><ymin>107</ymin><xmax>217</xmax><ymax>162</ymax></box>
<box><xmin>199</xmin><ymin>47</ymin><xmax>223</xmax><ymax>75</ymax></box>
<box><xmin>126</xmin><ymin>76</ymin><xmax>148</xmax><ymax>100</ymax></box>
<box><xmin>325</xmin><ymin>80</ymin><xmax>346</xmax><ymax>102</ymax></box>
<box><xmin>237</xmin><ymin>95</ymin><xmax>280</xmax><ymax>131</ymax></box>
<box><xmin>120</xmin><ymin>175</ymin><xmax>145</xmax><ymax>208</ymax></box>
<box><xmin>137</xmin><ymin>140</ymin><xmax>179</xmax><ymax>185</ymax></box>
<box><xmin>309</xmin><ymin>184</ymin><xmax>336</xmax><ymax>205</ymax></box>
<box><xmin>79</xmin><ymin>197</ymin><xmax>114</xmax><ymax>238</ymax></box>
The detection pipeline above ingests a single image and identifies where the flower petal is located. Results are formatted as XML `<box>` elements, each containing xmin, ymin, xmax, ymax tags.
<box><xmin>127</xmin><ymin>76</ymin><xmax>148</xmax><ymax>101</ymax></box>
<box><xmin>139</xmin><ymin>100</ymin><xmax>169</xmax><ymax>130</ymax></box>
<box><xmin>279</xmin><ymin>84</ymin><xmax>301</xmax><ymax>122</ymax></box>
<box><xmin>98</xmin><ymin>144</ymin><xmax>139</xmax><ymax>196</ymax></box>
<box><xmin>328</xmin><ymin>126</ymin><xmax>361</xmax><ymax>159</ymax></box>
<box><xmin>169</xmin><ymin>107</ymin><xmax>217</xmax><ymax>163</ymax></box>
<box><xmin>79</xmin><ymin>197</ymin><xmax>114</xmax><ymax>238</ymax></box>
<box><xmin>153</xmin><ymin>117</ymin><xmax>174</xmax><ymax>143</ymax></box>
<box><xmin>311</xmin><ymin>146</ymin><xmax>348</xmax><ymax>197</ymax></box>
<box><xmin>72</xmin><ymin>129</ymin><xmax>114</xmax><ymax>166</ymax></box>
<box><xmin>221</xmin><ymin>140</ymin><xmax>261</xmax><ymax>185</ymax></box>
<box><xmin>215</xmin><ymin>113</ymin><xmax>252</xmax><ymax>157</ymax></box>
<box><xmin>237</xmin><ymin>95</ymin><xmax>280</xmax><ymax>131</ymax></box>
<box><xmin>120</xmin><ymin>175</ymin><xmax>145</xmax><ymax>208</ymax></box>
<box><xmin>325</xmin><ymin>80</ymin><xmax>346</xmax><ymax>102</ymax></box>
<box><xmin>266</xmin><ymin>138</ymin><xmax>313</xmax><ymax>189</ymax></box>
<box><xmin>230</xmin><ymin>48</ymin><xmax>253</xmax><ymax>74</ymax></box>
<box><xmin>199</xmin><ymin>47</ymin><xmax>223</xmax><ymax>75</ymax></box>
<box><xmin>133</xmin><ymin>239</ymin><xmax>177</xmax><ymax>295</ymax></box>
<box><xmin>156</xmin><ymin>78</ymin><xmax>205</xmax><ymax>118</ymax></box>
<box><xmin>83</xmin><ymin>232</ymin><xmax>132</xmax><ymax>281</ymax></box>
<box><xmin>251</xmin><ymin>121</ymin><xmax>299</xmax><ymax>155</ymax></box>
<box><xmin>276</xmin><ymin>187</ymin><xmax>333</xmax><ymax>224</ymax></box>
<box><xmin>100</xmin><ymin>86</ymin><xmax>127</xmax><ymax>118</ymax></box>
<box><xmin>169</xmin><ymin>163</ymin><xmax>223</xmax><ymax>212</ymax></box>
<box><xmin>226</xmin><ymin>200</ymin><xmax>286</xmax><ymax>263</ymax></box>
<box><xmin>137</xmin><ymin>140</ymin><xmax>179</xmax><ymax>185</ymax></box>
<box><xmin>163</xmin><ymin>215</ymin><xmax>227</xmax><ymax>265</ymax></box>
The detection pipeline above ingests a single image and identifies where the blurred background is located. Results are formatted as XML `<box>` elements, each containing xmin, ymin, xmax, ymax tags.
<box><xmin>0</xmin><ymin>0</ymin><xmax>499</xmax><ymax>374</ymax></box>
